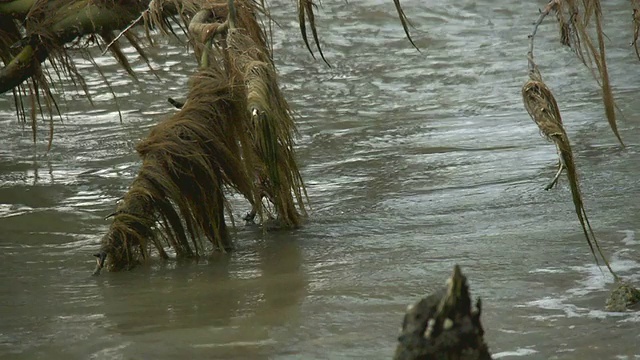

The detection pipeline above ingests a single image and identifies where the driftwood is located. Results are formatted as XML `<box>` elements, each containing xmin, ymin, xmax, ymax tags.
<box><xmin>394</xmin><ymin>266</ymin><xmax>492</xmax><ymax>360</ymax></box>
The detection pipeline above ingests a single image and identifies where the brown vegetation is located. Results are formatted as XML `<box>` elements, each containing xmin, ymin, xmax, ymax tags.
<box><xmin>95</xmin><ymin>0</ymin><xmax>309</xmax><ymax>272</ymax></box>
<box><xmin>522</xmin><ymin>1</ymin><xmax>640</xmax><ymax>301</ymax></box>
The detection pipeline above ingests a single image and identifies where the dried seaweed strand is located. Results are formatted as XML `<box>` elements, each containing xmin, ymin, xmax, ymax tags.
<box><xmin>393</xmin><ymin>0</ymin><xmax>419</xmax><ymax>51</ymax></box>
<box><xmin>522</xmin><ymin>0</ymin><xmax>617</xmax><ymax>279</ymax></box>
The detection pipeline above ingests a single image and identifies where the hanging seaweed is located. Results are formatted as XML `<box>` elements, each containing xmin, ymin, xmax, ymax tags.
<box><xmin>523</xmin><ymin>1</ymin><xmax>640</xmax><ymax>309</ymax></box>
<box><xmin>226</xmin><ymin>24</ymin><xmax>308</xmax><ymax>228</ymax></box>
<box><xmin>185</xmin><ymin>1</ymin><xmax>308</xmax><ymax>228</ymax></box>
<box><xmin>552</xmin><ymin>0</ymin><xmax>624</xmax><ymax>146</ymax></box>
<box><xmin>523</xmin><ymin>0</ymin><xmax>614</xmax><ymax>275</ymax></box>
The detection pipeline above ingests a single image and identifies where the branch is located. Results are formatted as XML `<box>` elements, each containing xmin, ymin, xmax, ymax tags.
<box><xmin>0</xmin><ymin>0</ymin><xmax>36</xmax><ymax>19</ymax></box>
<box><xmin>0</xmin><ymin>2</ymin><xmax>147</xmax><ymax>94</ymax></box>
<box><xmin>101</xmin><ymin>10</ymin><xmax>148</xmax><ymax>56</ymax></box>
<box><xmin>0</xmin><ymin>44</ymin><xmax>47</xmax><ymax>94</ymax></box>
<box><xmin>527</xmin><ymin>0</ymin><xmax>559</xmax><ymax>80</ymax></box>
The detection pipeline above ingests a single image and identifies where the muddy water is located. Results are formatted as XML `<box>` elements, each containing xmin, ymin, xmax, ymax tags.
<box><xmin>1</xmin><ymin>0</ymin><xmax>640</xmax><ymax>358</ymax></box>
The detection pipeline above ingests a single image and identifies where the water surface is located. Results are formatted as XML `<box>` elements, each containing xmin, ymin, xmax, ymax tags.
<box><xmin>1</xmin><ymin>0</ymin><xmax>640</xmax><ymax>358</ymax></box>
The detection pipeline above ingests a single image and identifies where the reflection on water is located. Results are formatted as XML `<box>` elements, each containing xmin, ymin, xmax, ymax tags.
<box><xmin>1</xmin><ymin>0</ymin><xmax>640</xmax><ymax>358</ymax></box>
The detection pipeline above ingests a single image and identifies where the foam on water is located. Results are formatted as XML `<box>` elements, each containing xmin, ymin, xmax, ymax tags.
<box><xmin>493</xmin><ymin>348</ymin><xmax>538</xmax><ymax>358</ymax></box>
<box><xmin>524</xmin><ymin>230</ymin><xmax>640</xmax><ymax>323</ymax></box>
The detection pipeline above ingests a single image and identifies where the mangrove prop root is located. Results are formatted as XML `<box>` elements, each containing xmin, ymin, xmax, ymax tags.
<box><xmin>394</xmin><ymin>265</ymin><xmax>492</xmax><ymax>360</ymax></box>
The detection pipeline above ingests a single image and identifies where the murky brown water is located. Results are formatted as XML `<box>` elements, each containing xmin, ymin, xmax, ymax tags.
<box><xmin>2</xmin><ymin>0</ymin><xmax>640</xmax><ymax>358</ymax></box>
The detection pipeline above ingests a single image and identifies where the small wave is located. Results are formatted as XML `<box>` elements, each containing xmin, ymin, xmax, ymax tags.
<box><xmin>494</xmin><ymin>348</ymin><xmax>538</xmax><ymax>358</ymax></box>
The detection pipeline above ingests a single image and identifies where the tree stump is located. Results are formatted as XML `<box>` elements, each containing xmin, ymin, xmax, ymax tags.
<box><xmin>393</xmin><ymin>265</ymin><xmax>492</xmax><ymax>360</ymax></box>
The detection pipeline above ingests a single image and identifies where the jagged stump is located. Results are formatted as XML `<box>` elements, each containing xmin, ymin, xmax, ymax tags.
<box><xmin>394</xmin><ymin>265</ymin><xmax>492</xmax><ymax>360</ymax></box>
